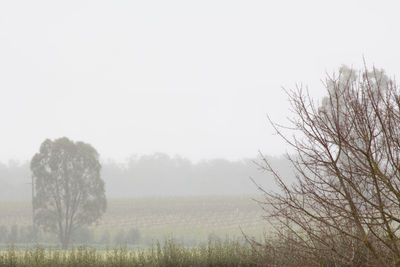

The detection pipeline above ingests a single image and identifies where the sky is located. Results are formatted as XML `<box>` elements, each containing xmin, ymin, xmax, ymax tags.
<box><xmin>1</xmin><ymin>0</ymin><xmax>400</xmax><ymax>163</ymax></box>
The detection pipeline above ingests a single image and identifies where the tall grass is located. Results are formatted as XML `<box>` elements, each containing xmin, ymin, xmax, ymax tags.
<box><xmin>0</xmin><ymin>239</ymin><xmax>261</xmax><ymax>267</ymax></box>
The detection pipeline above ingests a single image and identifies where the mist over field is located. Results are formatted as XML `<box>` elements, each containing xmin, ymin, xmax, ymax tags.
<box><xmin>0</xmin><ymin>154</ymin><xmax>293</xmax><ymax>201</ymax></box>
<box><xmin>1</xmin><ymin>0</ymin><xmax>400</xmax><ymax>265</ymax></box>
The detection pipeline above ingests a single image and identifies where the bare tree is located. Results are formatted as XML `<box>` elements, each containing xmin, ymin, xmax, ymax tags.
<box><xmin>254</xmin><ymin>65</ymin><xmax>400</xmax><ymax>266</ymax></box>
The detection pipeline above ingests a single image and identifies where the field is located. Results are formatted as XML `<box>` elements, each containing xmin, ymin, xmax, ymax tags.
<box><xmin>0</xmin><ymin>195</ymin><xmax>267</xmax><ymax>246</ymax></box>
<box><xmin>0</xmin><ymin>239</ymin><xmax>271</xmax><ymax>267</ymax></box>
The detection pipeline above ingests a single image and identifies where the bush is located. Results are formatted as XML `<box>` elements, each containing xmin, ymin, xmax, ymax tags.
<box><xmin>8</xmin><ymin>224</ymin><xmax>18</xmax><ymax>243</ymax></box>
<box><xmin>71</xmin><ymin>227</ymin><xmax>94</xmax><ymax>244</ymax></box>
<box><xmin>0</xmin><ymin>225</ymin><xmax>8</xmax><ymax>243</ymax></box>
<box><xmin>99</xmin><ymin>230</ymin><xmax>110</xmax><ymax>245</ymax></box>
<box><xmin>126</xmin><ymin>228</ymin><xmax>140</xmax><ymax>245</ymax></box>
<box><xmin>113</xmin><ymin>229</ymin><xmax>126</xmax><ymax>245</ymax></box>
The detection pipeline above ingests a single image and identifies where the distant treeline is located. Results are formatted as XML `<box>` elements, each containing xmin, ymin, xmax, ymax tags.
<box><xmin>0</xmin><ymin>153</ymin><xmax>294</xmax><ymax>200</ymax></box>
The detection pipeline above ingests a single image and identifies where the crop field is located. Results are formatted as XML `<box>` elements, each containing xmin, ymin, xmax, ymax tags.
<box><xmin>0</xmin><ymin>195</ymin><xmax>267</xmax><ymax>246</ymax></box>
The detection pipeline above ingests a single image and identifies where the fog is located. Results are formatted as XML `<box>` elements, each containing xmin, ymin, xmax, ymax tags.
<box><xmin>1</xmin><ymin>0</ymin><xmax>400</xmax><ymax>164</ymax></box>
<box><xmin>1</xmin><ymin>0</ymin><xmax>400</xmax><ymax>252</ymax></box>
<box><xmin>0</xmin><ymin>154</ymin><xmax>294</xmax><ymax>201</ymax></box>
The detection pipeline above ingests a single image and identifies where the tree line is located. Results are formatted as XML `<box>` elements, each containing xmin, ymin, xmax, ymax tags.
<box><xmin>0</xmin><ymin>154</ymin><xmax>291</xmax><ymax>201</ymax></box>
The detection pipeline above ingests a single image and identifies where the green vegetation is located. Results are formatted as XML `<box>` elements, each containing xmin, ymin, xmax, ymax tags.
<box><xmin>31</xmin><ymin>137</ymin><xmax>106</xmax><ymax>249</ymax></box>
<box><xmin>0</xmin><ymin>196</ymin><xmax>270</xmax><ymax>265</ymax></box>
<box><xmin>0</xmin><ymin>239</ymin><xmax>261</xmax><ymax>267</ymax></box>
<box><xmin>0</xmin><ymin>196</ymin><xmax>265</xmax><ymax>247</ymax></box>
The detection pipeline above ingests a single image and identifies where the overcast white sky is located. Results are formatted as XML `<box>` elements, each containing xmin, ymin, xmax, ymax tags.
<box><xmin>0</xmin><ymin>0</ymin><xmax>399</xmax><ymax>163</ymax></box>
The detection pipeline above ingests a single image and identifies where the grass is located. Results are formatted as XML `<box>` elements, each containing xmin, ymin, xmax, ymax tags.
<box><xmin>0</xmin><ymin>239</ymin><xmax>261</xmax><ymax>267</ymax></box>
<box><xmin>0</xmin><ymin>196</ymin><xmax>271</xmax><ymax>265</ymax></box>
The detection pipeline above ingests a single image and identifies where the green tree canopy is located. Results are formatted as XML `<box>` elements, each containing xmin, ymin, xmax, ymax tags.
<box><xmin>31</xmin><ymin>137</ymin><xmax>106</xmax><ymax>249</ymax></box>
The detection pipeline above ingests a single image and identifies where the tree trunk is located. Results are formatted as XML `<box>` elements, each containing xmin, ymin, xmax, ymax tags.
<box><xmin>61</xmin><ymin>234</ymin><xmax>70</xmax><ymax>250</ymax></box>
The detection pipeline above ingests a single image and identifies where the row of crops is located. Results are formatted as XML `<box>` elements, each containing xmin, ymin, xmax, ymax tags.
<box><xmin>0</xmin><ymin>196</ymin><xmax>267</xmax><ymax>246</ymax></box>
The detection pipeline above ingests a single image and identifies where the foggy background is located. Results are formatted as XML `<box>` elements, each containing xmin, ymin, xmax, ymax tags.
<box><xmin>0</xmin><ymin>155</ymin><xmax>292</xmax><ymax>201</ymax></box>
<box><xmin>1</xmin><ymin>1</ymin><xmax>400</xmax><ymax>200</ymax></box>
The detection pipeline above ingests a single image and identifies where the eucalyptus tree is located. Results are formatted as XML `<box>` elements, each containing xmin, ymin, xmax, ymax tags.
<box><xmin>31</xmin><ymin>137</ymin><xmax>106</xmax><ymax>249</ymax></box>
